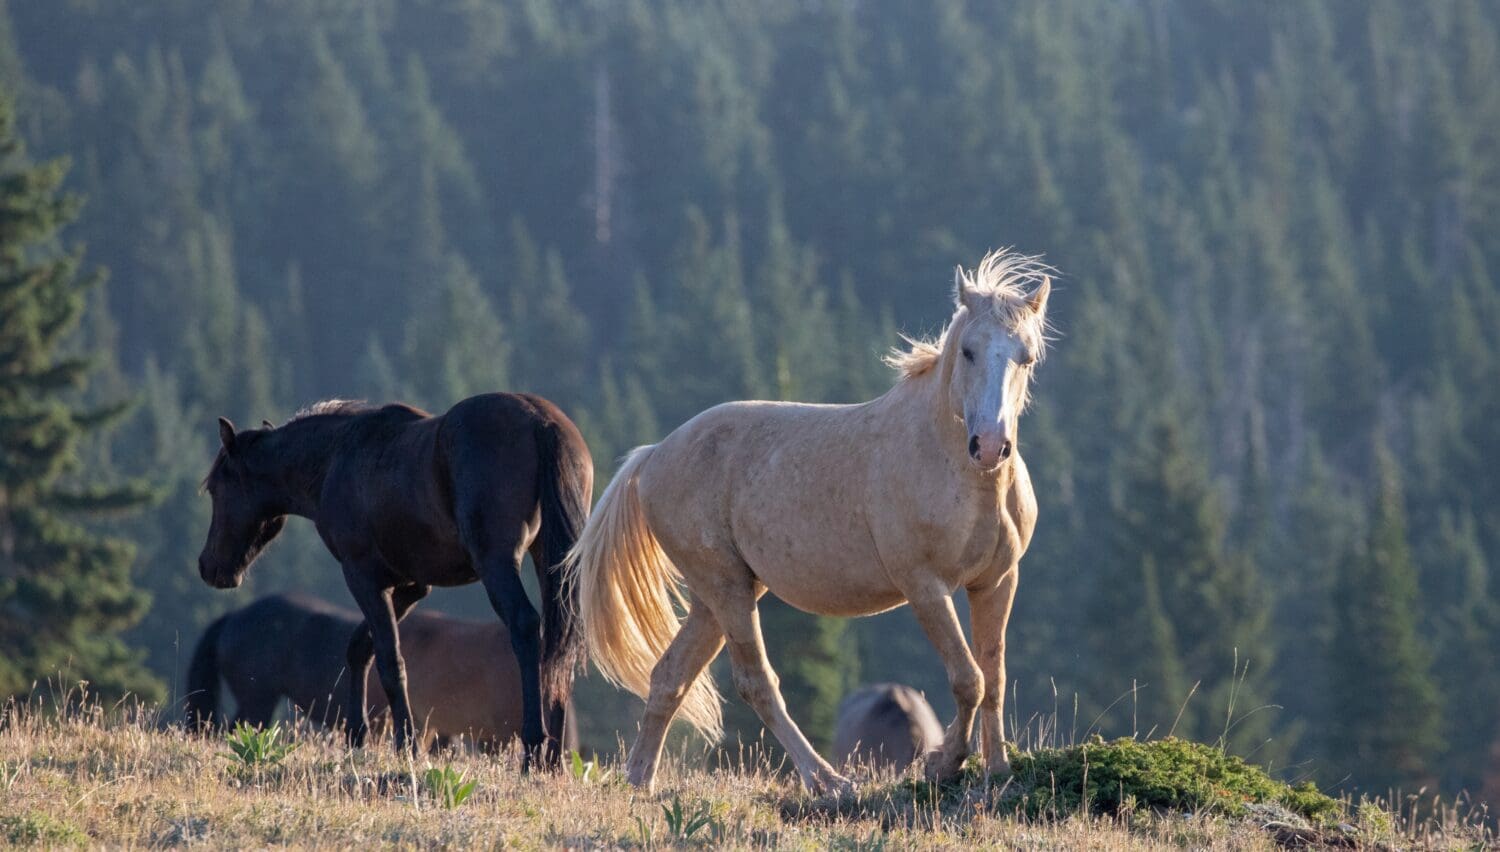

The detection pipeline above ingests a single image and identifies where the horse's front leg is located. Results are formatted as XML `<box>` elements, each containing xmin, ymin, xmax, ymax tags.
<box><xmin>344</xmin><ymin>568</ymin><xmax>428</xmax><ymax>754</ymax></box>
<box><xmin>906</xmin><ymin>580</ymin><xmax>984</xmax><ymax>781</ymax></box>
<box><xmin>968</xmin><ymin>566</ymin><xmax>1019</xmax><ymax>776</ymax></box>
<box><xmin>343</xmin><ymin>622</ymin><xmax>375</xmax><ymax>747</ymax></box>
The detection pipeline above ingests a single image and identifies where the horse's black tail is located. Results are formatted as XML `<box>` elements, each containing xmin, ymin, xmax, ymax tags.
<box><xmin>534</xmin><ymin>420</ymin><xmax>592</xmax><ymax>708</ymax></box>
<box><xmin>185</xmin><ymin>613</ymin><xmax>228</xmax><ymax>733</ymax></box>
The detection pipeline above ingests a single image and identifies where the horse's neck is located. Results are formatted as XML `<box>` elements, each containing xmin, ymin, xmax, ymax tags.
<box><xmin>881</xmin><ymin>342</ymin><xmax>970</xmax><ymax>466</ymax></box>
<box><xmin>258</xmin><ymin>416</ymin><xmax>351</xmax><ymax>518</ymax></box>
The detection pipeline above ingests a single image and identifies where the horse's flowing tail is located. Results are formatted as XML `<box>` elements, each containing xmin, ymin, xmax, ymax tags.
<box><xmin>534</xmin><ymin>421</ymin><xmax>593</xmax><ymax>707</ymax></box>
<box><xmin>184</xmin><ymin>613</ymin><xmax>227</xmax><ymax>733</ymax></box>
<box><xmin>563</xmin><ymin>445</ymin><xmax>723</xmax><ymax>741</ymax></box>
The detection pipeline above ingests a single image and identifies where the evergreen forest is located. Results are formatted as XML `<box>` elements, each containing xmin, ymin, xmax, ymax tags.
<box><xmin>3</xmin><ymin>0</ymin><xmax>1499</xmax><ymax>802</ymax></box>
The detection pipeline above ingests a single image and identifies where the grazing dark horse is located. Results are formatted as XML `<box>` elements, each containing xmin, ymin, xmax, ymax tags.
<box><xmin>196</xmin><ymin>393</ymin><xmax>592</xmax><ymax>768</ymax></box>
<box><xmin>185</xmin><ymin>592</ymin><xmax>578</xmax><ymax>753</ymax></box>
<box><xmin>833</xmin><ymin>683</ymin><xmax>944</xmax><ymax>773</ymax></box>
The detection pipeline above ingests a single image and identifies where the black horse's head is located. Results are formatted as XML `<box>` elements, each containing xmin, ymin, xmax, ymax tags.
<box><xmin>198</xmin><ymin>417</ymin><xmax>286</xmax><ymax>589</ymax></box>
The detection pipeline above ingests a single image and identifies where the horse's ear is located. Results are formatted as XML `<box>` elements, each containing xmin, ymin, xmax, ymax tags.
<box><xmin>1028</xmin><ymin>276</ymin><xmax>1051</xmax><ymax>317</ymax></box>
<box><xmin>261</xmin><ymin>419</ymin><xmax>275</xmax><ymax>431</ymax></box>
<box><xmin>953</xmin><ymin>265</ymin><xmax>981</xmax><ymax>312</ymax></box>
<box><xmin>218</xmin><ymin>417</ymin><xmax>237</xmax><ymax>453</ymax></box>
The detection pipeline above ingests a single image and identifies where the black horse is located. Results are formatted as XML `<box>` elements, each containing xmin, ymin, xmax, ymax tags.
<box><xmin>196</xmin><ymin>393</ymin><xmax>592</xmax><ymax>768</ymax></box>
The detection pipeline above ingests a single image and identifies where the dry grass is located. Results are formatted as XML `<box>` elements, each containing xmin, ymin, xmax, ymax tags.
<box><xmin>0</xmin><ymin>694</ymin><xmax>1487</xmax><ymax>850</ymax></box>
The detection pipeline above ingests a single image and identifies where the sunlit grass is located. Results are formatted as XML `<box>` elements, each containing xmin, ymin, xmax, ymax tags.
<box><xmin>0</xmin><ymin>687</ymin><xmax>1490</xmax><ymax>849</ymax></box>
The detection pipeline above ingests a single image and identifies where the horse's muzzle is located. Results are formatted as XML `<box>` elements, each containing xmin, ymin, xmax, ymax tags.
<box><xmin>968</xmin><ymin>431</ymin><xmax>1013</xmax><ymax>469</ymax></box>
<box><xmin>199</xmin><ymin>557</ymin><xmax>242</xmax><ymax>589</ymax></box>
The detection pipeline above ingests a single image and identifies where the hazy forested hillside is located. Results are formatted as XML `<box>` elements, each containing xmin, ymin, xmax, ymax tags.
<box><xmin>3</xmin><ymin>0</ymin><xmax>1499</xmax><ymax>800</ymax></box>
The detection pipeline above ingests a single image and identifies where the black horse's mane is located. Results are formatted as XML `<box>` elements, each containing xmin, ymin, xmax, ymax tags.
<box><xmin>288</xmin><ymin>399</ymin><xmax>377</xmax><ymax>422</ymax></box>
<box><xmin>202</xmin><ymin>400</ymin><xmax>377</xmax><ymax>491</ymax></box>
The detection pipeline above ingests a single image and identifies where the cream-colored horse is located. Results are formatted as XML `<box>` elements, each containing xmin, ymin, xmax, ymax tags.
<box><xmin>566</xmin><ymin>250</ymin><xmax>1051</xmax><ymax>794</ymax></box>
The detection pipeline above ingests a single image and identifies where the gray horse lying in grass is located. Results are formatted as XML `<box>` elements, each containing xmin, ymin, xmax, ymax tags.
<box><xmin>834</xmin><ymin>683</ymin><xmax>943</xmax><ymax>773</ymax></box>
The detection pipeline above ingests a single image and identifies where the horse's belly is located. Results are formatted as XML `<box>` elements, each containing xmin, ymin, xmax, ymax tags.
<box><xmin>729</xmin><ymin>483</ymin><xmax>909</xmax><ymax>616</ymax></box>
<box><xmin>767</xmin><ymin>574</ymin><xmax>907</xmax><ymax>618</ymax></box>
<box><xmin>740</xmin><ymin>535</ymin><xmax>906</xmax><ymax>618</ymax></box>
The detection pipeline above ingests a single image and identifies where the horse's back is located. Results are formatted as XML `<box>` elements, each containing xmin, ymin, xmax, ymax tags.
<box><xmin>833</xmin><ymin>683</ymin><xmax>943</xmax><ymax>772</ymax></box>
<box><xmin>442</xmin><ymin>392</ymin><xmax>577</xmax><ymax>433</ymax></box>
<box><xmin>636</xmin><ymin>398</ymin><xmax>906</xmax><ymax>615</ymax></box>
<box><xmin>438</xmin><ymin>392</ymin><xmax>589</xmax><ymax>486</ymax></box>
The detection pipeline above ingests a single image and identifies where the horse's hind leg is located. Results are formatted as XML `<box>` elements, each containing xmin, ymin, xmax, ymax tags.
<box><xmin>624</xmin><ymin>601</ymin><xmax>725</xmax><ymax>790</ymax></box>
<box><xmin>470</xmin><ymin>536</ymin><xmax>547</xmax><ymax>771</ymax></box>
<box><xmin>698</xmin><ymin>575</ymin><xmax>851</xmax><ymax>796</ymax></box>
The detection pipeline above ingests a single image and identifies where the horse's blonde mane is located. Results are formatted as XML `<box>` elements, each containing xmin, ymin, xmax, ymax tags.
<box><xmin>885</xmin><ymin>333</ymin><xmax>947</xmax><ymax>380</ymax></box>
<box><xmin>887</xmin><ymin>249</ymin><xmax>1053</xmax><ymax>380</ymax></box>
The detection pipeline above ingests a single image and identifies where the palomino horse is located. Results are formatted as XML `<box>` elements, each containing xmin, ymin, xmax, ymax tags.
<box><xmin>185</xmin><ymin>593</ymin><xmax>578</xmax><ymax>753</ymax></box>
<box><xmin>567</xmin><ymin>250</ymin><xmax>1050</xmax><ymax>793</ymax></box>
<box><xmin>197</xmin><ymin>393</ymin><xmax>592</xmax><ymax>769</ymax></box>
<box><xmin>833</xmin><ymin>683</ymin><xmax>944</xmax><ymax>774</ymax></box>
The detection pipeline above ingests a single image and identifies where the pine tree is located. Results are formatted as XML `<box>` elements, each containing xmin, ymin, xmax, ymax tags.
<box><xmin>1418</xmin><ymin>509</ymin><xmax>1499</xmax><ymax>792</ymax></box>
<box><xmin>399</xmin><ymin>253</ymin><xmax>510</xmax><ymax>410</ymax></box>
<box><xmin>1325</xmin><ymin>445</ymin><xmax>1444</xmax><ymax>793</ymax></box>
<box><xmin>502</xmin><ymin>219</ymin><xmax>590</xmax><ymax>405</ymax></box>
<box><xmin>1266</xmin><ymin>439</ymin><xmax>1361</xmax><ymax>766</ymax></box>
<box><xmin>1091</xmin><ymin>414</ymin><xmax>1274</xmax><ymax>753</ymax></box>
<box><xmin>0</xmin><ymin>94</ymin><xmax>158</xmax><ymax>701</ymax></box>
<box><xmin>754</xmin><ymin>598</ymin><xmax>859</xmax><ymax>753</ymax></box>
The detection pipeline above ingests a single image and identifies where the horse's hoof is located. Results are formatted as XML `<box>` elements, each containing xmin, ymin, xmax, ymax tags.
<box><xmin>923</xmin><ymin>751</ymin><xmax>967</xmax><ymax>782</ymax></box>
<box><xmin>624</xmin><ymin>763</ymin><xmax>656</xmax><ymax>791</ymax></box>
<box><xmin>809</xmin><ymin>771</ymin><xmax>856</xmax><ymax>798</ymax></box>
<box><xmin>985</xmin><ymin>758</ymin><xmax>1013</xmax><ymax>778</ymax></box>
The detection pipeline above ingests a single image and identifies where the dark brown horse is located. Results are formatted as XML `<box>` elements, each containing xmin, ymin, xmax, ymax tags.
<box><xmin>185</xmin><ymin>593</ymin><xmax>578</xmax><ymax>753</ymax></box>
<box><xmin>196</xmin><ymin>393</ymin><xmax>592</xmax><ymax>768</ymax></box>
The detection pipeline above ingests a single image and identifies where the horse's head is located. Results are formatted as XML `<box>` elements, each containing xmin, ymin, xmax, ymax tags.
<box><xmin>948</xmin><ymin>251</ymin><xmax>1051</xmax><ymax>471</ymax></box>
<box><xmin>198</xmin><ymin>417</ymin><xmax>286</xmax><ymax>589</ymax></box>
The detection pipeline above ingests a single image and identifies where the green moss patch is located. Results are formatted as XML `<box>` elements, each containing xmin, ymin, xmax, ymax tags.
<box><xmin>794</xmin><ymin>737</ymin><xmax>1348</xmax><ymax>836</ymax></box>
<box><xmin>1006</xmin><ymin>737</ymin><xmax>1342</xmax><ymax>823</ymax></box>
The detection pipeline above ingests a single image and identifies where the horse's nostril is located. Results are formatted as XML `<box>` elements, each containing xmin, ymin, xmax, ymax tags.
<box><xmin>968</xmin><ymin>435</ymin><xmax>980</xmax><ymax>458</ymax></box>
<box><xmin>1000</xmin><ymin>440</ymin><xmax>1013</xmax><ymax>459</ymax></box>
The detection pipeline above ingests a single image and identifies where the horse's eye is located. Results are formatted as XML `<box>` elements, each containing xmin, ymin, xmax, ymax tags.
<box><xmin>962</xmin><ymin>348</ymin><xmax>974</xmax><ymax>363</ymax></box>
<box><xmin>1018</xmin><ymin>352</ymin><xmax>1036</xmax><ymax>367</ymax></box>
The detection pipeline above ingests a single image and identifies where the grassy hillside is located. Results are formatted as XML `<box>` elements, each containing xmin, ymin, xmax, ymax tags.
<box><xmin>0</xmin><ymin>696</ymin><xmax>1487</xmax><ymax>849</ymax></box>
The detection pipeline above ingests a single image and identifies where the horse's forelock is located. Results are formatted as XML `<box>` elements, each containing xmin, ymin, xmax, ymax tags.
<box><xmin>965</xmin><ymin>249</ymin><xmax>1053</xmax><ymax>361</ymax></box>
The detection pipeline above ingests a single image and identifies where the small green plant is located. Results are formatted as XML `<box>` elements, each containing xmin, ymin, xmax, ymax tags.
<box><xmin>569</xmin><ymin>749</ymin><xmax>612</xmax><ymax>784</ymax></box>
<box><xmin>220</xmin><ymin>721</ymin><xmax>297</xmax><ymax>769</ymax></box>
<box><xmin>632</xmin><ymin>814</ymin><xmax>654</xmax><ymax>848</ymax></box>
<box><xmin>422</xmin><ymin>765</ymin><xmax>477</xmax><ymax>809</ymax></box>
<box><xmin>2</xmin><ymin>813</ymin><xmax>89</xmax><ymax>845</ymax></box>
<box><xmin>0</xmin><ymin>761</ymin><xmax>21</xmax><ymax>791</ymax></box>
<box><xmin>661</xmin><ymin>795</ymin><xmax>719</xmax><ymax>841</ymax></box>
